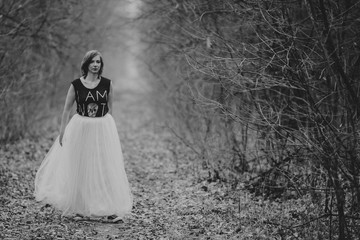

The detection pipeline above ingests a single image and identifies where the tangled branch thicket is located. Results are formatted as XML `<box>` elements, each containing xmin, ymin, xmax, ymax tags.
<box><xmin>141</xmin><ymin>0</ymin><xmax>360</xmax><ymax>238</ymax></box>
<box><xmin>0</xmin><ymin>0</ymin><xmax>115</xmax><ymax>141</ymax></box>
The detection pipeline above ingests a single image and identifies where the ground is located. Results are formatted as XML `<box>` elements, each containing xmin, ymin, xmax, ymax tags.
<box><xmin>0</xmin><ymin>90</ymin><xmax>322</xmax><ymax>239</ymax></box>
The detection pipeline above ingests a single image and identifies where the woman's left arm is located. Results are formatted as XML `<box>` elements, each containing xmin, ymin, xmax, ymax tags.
<box><xmin>108</xmin><ymin>80</ymin><xmax>113</xmax><ymax>114</ymax></box>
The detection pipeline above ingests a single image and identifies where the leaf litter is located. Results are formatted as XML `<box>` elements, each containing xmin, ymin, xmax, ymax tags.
<box><xmin>0</xmin><ymin>91</ymin><xmax>325</xmax><ymax>239</ymax></box>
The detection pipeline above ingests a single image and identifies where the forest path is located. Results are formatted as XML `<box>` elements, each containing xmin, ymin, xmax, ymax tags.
<box><xmin>0</xmin><ymin>89</ymin><xmax>240</xmax><ymax>240</ymax></box>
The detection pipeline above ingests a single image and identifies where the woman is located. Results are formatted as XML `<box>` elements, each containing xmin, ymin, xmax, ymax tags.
<box><xmin>34</xmin><ymin>50</ymin><xmax>132</xmax><ymax>222</ymax></box>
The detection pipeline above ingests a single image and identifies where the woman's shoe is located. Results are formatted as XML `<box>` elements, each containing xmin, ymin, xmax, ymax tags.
<box><xmin>73</xmin><ymin>213</ymin><xmax>85</xmax><ymax>221</ymax></box>
<box><xmin>107</xmin><ymin>215</ymin><xmax>123</xmax><ymax>223</ymax></box>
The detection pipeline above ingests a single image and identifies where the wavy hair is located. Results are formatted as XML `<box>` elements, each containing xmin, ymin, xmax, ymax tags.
<box><xmin>80</xmin><ymin>50</ymin><xmax>104</xmax><ymax>77</ymax></box>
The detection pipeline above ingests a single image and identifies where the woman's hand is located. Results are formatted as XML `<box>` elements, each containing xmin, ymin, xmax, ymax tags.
<box><xmin>59</xmin><ymin>132</ymin><xmax>64</xmax><ymax>146</ymax></box>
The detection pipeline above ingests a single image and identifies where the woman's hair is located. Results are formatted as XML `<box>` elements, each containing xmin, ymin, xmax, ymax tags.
<box><xmin>80</xmin><ymin>50</ymin><xmax>104</xmax><ymax>77</ymax></box>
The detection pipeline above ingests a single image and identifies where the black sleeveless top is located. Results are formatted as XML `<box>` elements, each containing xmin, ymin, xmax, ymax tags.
<box><xmin>72</xmin><ymin>77</ymin><xmax>111</xmax><ymax>117</ymax></box>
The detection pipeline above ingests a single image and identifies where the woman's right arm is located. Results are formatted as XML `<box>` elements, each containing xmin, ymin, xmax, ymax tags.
<box><xmin>59</xmin><ymin>84</ymin><xmax>75</xmax><ymax>146</ymax></box>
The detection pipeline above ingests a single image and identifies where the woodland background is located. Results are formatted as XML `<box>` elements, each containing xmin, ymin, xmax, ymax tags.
<box><xmin>1</xmin><ymin>0</ymin><xmax>360</xmax><ymax>239</ymax></box>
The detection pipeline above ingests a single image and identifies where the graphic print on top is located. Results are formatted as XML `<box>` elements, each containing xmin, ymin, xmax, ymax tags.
<box><xmin>72</xmin><ymin>77</ymin><xmax>111</xmax><ymax>117</ymax></box>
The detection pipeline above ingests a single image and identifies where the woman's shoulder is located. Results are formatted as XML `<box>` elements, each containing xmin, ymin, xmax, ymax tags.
<box><xmin>71</xmin><ymin>78</ymin><xmax>81</xmax><ymax>86</ymax></box>
<box><xmin>100</xmin><ymin>77</ymin><xmax>112</xmax><ymax>89</ymax></box>
<box><xmin>101</xmin><ymin>76</ymin><xmax>111</xmax><ymax>84</ymax></box>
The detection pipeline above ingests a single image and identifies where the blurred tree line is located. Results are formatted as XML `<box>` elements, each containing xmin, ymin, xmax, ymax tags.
<box><xmin>0</xmin><ymin>0</ymin><xmax>117</xmax><ymax>141</ymax></box>
<box><xmin>140</xmin><ymin>0</ymin><xmax>360</xmax><ymax>239</ymax></box>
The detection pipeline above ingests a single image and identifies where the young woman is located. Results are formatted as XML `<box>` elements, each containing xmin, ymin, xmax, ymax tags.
<box><xmin>34</xmin><ymin>50</ymin><xmax>132</xmax><ymax>222</ymax></box>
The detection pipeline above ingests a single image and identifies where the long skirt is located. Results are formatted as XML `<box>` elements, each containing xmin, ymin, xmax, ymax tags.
<box><xmin>34</xmin><ymin>114</ymin><xmax>133</xmax><ymax>217</ymax></box>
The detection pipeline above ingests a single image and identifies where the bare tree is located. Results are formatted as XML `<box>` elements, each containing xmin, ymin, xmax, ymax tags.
<box><xmin>141</xmin><ymin>0</ymin><xmax>360</xmax><ymax>238</ymax></box>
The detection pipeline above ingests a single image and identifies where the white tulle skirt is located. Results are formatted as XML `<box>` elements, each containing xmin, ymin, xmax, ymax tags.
<box><xmin>34</xmin><ymin>114</ymin><xmax>132</xmax><ymax>217</ymax></box>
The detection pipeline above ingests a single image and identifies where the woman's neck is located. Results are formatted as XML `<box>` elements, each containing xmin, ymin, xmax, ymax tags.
<box><xmin>84</xmin><ymin>73</ymin><xmax>99</xmax><ymax>82</ymax></box>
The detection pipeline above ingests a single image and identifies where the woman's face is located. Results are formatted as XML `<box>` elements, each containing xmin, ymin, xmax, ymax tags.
<box><xmin>88</xmin><ymin>55</ymin><xmax>101</xmax><ymax>75</ymax></box>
